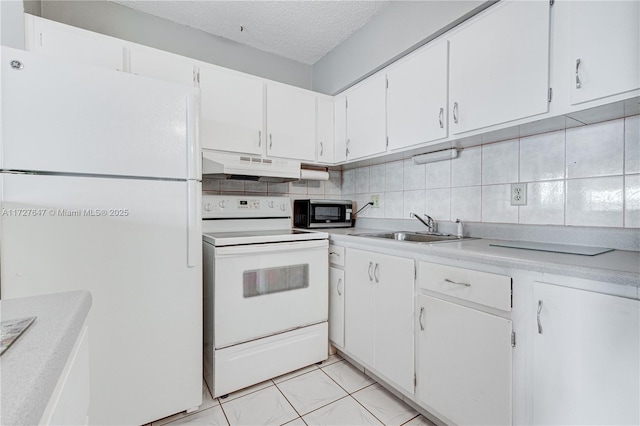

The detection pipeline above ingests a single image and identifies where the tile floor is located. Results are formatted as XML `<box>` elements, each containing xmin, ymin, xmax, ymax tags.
<box><xmin>152</xmin><ymin>354</ymin><xmax>435</xmax><ymax>426</ymax></box>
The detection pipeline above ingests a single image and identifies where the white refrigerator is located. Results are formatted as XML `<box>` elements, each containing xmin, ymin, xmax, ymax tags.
<box><xmin>0</xmin><ymin>47</ymin><xmax>202</xmax><ymax>425</ymax></box>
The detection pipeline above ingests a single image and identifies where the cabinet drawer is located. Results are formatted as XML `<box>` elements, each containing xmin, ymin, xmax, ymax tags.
<box><xmin>419</xmin><ymin>262</ymin><xmax>511</xmax><ymax>311</ymax></box>
<box><xmin>329</xmin><ymin>245</ymin><xmax>345</xmax><ymax>266</ymax></box>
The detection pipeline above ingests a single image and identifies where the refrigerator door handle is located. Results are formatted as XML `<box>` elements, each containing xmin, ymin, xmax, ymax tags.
<box><xmin>186</xmin><ymin>92</ymin><xmax>201</xmax><ymax>180</ymax></box>
<box><xmin>187</xmin><ymin>180</ymin><xmax>201</xmax><ymax>268</ymax></box>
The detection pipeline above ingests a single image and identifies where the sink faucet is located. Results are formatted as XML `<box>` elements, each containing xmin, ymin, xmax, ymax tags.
<box><xmin>410</xmin><ymin>212</ymin><xmax>437</xmax><ymax>233</ymax></box>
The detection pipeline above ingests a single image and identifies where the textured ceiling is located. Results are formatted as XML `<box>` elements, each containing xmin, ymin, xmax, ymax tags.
<box><xmin>110</xmin><ymin>1</ymin><xmax>390</xmax><ymax>64</ymax></box>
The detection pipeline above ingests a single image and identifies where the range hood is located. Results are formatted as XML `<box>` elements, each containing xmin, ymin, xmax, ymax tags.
<box><xmin>202</xmin><ymin>151</ymin><xmax>301</xmax><ymax>182</ymax></box>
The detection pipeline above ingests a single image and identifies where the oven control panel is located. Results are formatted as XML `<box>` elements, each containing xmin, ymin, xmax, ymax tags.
<box><xmin>202</xmin><ymin>195</ymin><xmax>291</xmax><ymax>218</ymax></box>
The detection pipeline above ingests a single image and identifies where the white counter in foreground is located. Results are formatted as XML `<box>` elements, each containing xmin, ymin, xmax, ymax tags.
<box><xmin>1</xmin><ymin>290</ymin><xmax>92</xmax><ymax>426</ymax></box>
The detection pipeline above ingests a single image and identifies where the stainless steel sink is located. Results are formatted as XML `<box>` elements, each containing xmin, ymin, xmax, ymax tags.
<box><xmin>349</xmin><ymin>231</ymin><xmax>475</xmax><ymax>244</ymax></box>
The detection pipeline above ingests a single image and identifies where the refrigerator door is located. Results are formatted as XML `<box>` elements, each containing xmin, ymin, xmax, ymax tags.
<box><xmin>0</xmin><ymin>173</ymin><xmax>202</xmax><ymax>425</ymax></box>
<box><xmin>0</xmin><ymin>47</ymin><xmax>200</xmax><ymax>180</ymax></box>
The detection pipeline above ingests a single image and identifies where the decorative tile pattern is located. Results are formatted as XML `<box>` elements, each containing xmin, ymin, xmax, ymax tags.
<box><xmin>220</xmin><ymin>386</ymin><xmax>298</xmax><ymax>426</ymax></box>
<box><xmin>303</xmin><ymin>396</ymin><xmax>383</xmax><ymax>425</ymax></box>
<box><xmin>352</xmin><ymin>384</ymin><xmax>418</xmax><ymax>425</ymax></box>
<box><xmin>276</xmin><ymin>369</ymin><xmax>348</xmax><ymax>415</ymax></box>
<box><xmin>566</xmin><ymin>119</ymin><xmax>624</xmax><ymax>179</ymax></box>
<box><xmin>566</xmin><ymin>176</ymin><xmax>624</xmax><ymax>227</ymax></box>
<box><xmin>321</xmin><ymin>360</ymin><xmax>375</xmax><ymax>393</ymax></box>
<box><xmin>165</xmin><ymin>405</ymin><xmax>229</xmax><ymax>425</ymax></box>
<box><xmin>482</xmin><ymin>139</ymin><xmax>519</xmax><ymax>185</ymax></box>
<box><xmin>519</xmin><ymin>130</ymin><xmax>565</xmax><ymax>182</ymax></box>
<box><xmin>451</xmin><ymin>146</ymin><xmax>481</xmax><ymax>187</ymax></box>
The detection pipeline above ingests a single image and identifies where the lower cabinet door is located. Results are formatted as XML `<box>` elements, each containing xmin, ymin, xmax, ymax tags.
<box><xmin>532</xmin><ymin>282</ymin><xmax>640</xmax><ymax>425</ymax></box>
<box><xmin>329</xmin><ymin>267</ymin><xmax>345</xmax><ymax>347</ymax></box>
<box><xmin>418</xmin><ymin>295</ymin><xmax>512</xmax><ymax>425</ymax></box>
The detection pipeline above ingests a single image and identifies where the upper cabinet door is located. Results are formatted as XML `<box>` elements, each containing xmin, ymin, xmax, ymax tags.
<box><xmin>387</xmin><ymin>40</ymin><xmax>448</xmax><ymax>150</ymax></box>
<box><xmin>31</xmin><ymin>18</ymin><xmax>124</xmax><ymax>71</ymax></box>
<box><xmin>448</xmin><ymin>1</ymin><xmax>550</xmax><ymax>135</ymax></box>
<box><xmin>346</xmin><ymin>73</ymin><xmax>387</xmax><ymax>160</ymax></box>
<box><xmin>130</xmin><ymin>48</ymin><xmax>195</xmax><ymax>87</ymax></box>
<box><xmin>569</xmin><ymin>1</ymin><xmax>640</xmax><ymax>105</ymax></box>
<box><xmin>333</xmin><ymin>95</ymin><xmax>348</xmax><ymax>163</ymax></box>
<box><xmin>199</xmin><ymin>66</ymin><xmax>264</xmax><ymax>154</ymax></box>
<box><xmin>317</xmin><ymin>97</ymin><xmax>335</xmax><ymax>164</ymax></box>
<box><xmin>266</xmin><ymin>83</ymin><xmax>316</xmax><ymax>161</ymax></box>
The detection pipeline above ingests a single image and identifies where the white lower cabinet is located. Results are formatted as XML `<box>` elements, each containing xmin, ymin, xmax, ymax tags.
<box><xmin>344</xmin><ymin>248</ymin><xmax>415</xmax><ymax>394</ymax></box>
<box><xmin>328</xmin><ymin>266</ymin><xmax>345</xmax><ymax>348</ymax></box>
<box><xmin>532</xmin><ymin>282</ymin><xmax>640</xmax><ymax>425</ymax></box>
<box><xmin>417</xmin><ymin>295</ymin><xmax>512</xmax><ymax>425</ymax></box>
<box><xmin>417</xmin><ymin>261</ymin><xmax>513</xmax><ymax>425</ymax></box>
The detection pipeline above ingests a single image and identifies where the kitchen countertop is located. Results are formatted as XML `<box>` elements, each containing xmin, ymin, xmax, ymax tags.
<box><xmin>0</xmin><ymin>290</ymin><xmax>92</xmax><ymax>426</ymax></box>
<box><xmin>326</xmin><ymin>227</ymin><xmax>640</xmax><ymax>291</ymax></box>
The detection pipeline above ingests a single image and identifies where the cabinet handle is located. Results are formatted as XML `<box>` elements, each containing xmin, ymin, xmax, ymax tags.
<box><xmin>320</xmin><ymin>141</ymin><xmax>324</xmax><ymax>156</ymax></box>
<box><xmin>419</xmin><ymin>306</ymin><xmax>425</xmax><ymax>331</ymax></box>
<box><xmin>575</xmin><ymin>58</ymin><xmax>582</xmax><ymax>89</ymax></box>
<box><xmin>269</xmin><ymin>133</ymin><xmax>273</xmax><ymax>149</ymax></box>
<box><xmin>374</xmin><ymin>263</ymin><xmax>380</xmax><ymax>283</ymax></box>
<box><xmin>438</xmin><ymin>107</ymin><xmax>444</xmax><ymax>128</ymax></box>
<box><xmin>453</xmin><ymin>102</ymin><xmax>459</xmax><ymax>124</ymax></box>
<box><xmin>337</xmin><ymin>278</ymin><xmax>343</xmax><ymax>296</ymax></box>
<box><xmin>444</xmin><ymin>278</ymin><xmax>470</xmax><ymax>287</ymax></box>
<box><xmin>537</xmin><ymin>300</ymin><xmax>544</xmax><ymax>334</ymax></box>
<box><xmin>258</xmin><ymin>130</ymin><xmax>262</xmax><ymax>147</ymax></box>
<box><xmin>329</xmin><ymin>251</ymin><xmax>339</xmax><ymax>256</ymax></box>
<box><xmin>368</xmin><ymin>261</ymin><xmax>374</xmax><ymax>281</ymax></box>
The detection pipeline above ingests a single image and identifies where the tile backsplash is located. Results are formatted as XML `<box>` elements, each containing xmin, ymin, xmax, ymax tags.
<box><xmin>342</xmin><ymin>116</ymin><xmax>640</xmax><ymax>229</ymax></box>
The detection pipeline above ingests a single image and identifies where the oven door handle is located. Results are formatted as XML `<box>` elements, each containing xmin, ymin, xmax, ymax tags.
<box><xmin>214</xmin><ymin>240</ymin><xmax>328</xmax><ymax>257</ymax></box>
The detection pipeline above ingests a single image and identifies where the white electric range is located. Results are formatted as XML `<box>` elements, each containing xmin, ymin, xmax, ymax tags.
<box><xmin>202</xmin><ymin>195</ymin><xmax>329</xmax><ymax>398</ymax></box>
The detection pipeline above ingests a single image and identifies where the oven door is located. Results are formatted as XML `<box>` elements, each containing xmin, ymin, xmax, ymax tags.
<box><xmin>213</xmin><ymin>239</ymin><xmax>328</xmax><ymax>348</ymax></box>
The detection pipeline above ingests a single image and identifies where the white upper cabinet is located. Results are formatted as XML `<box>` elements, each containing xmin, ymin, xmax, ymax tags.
<box><xmin>265</xmin><ymin>83</ymin><xmax>316</xmax><ymax>161</ymax></box>
<box><xmin>569</xmin><ymin>1</ymin><xmax>640</xmax><ymax>105</ymax></box>
<box><xmin>333</xmin><ymin>95</ymin><xmax>348</xmax><ymax>163</ymax></box>
<box><xmin>448</xmin><ymin>0</ymin><xmax>550</xmax><ymax>135</ymax></box>
<box><xmin>387</xmin><ymin>40</ymin><xmax>448</xmax><ymax>150</ymax></box>
<box><xmin>345</xmin><ymin>73</ymin><xmax>387</xmax><ymax>160</ymax></box>
<box><xmin>199</xmin><ymin>65</ymin><xmax>264</xmax><ymax>154</ymax></box>
<box><xmin>532</xmin><ymin>282</ymin><xmax>640</xmax><ymax>425</ymax></box>
<box><xmin>129</xmin><ymin>48</ymin><xmax>195</xmax><ymax>87</ymax></box>
<box><xmin>28</xmin><ymin>16</ymin><xmax>124</xmax><ymax>72</ymax></box>
<box><xmin>316</xmin><ymin>97</ymin><xmax>334</xmax><ymax>164</ymax></box>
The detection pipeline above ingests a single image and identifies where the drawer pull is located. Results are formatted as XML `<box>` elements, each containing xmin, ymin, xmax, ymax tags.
<box><xmin>374</xmin><ymin>263</ymin><xmax>380</xmax><ymax>283</ymax></box>
<box><xmin>329</xmin><ymin>251</ymin><xmax>340</xmax><ymax>256</ymax></box>
<box><xmin>368</xmin><ymin>262</ymin><xmax>374</xmax><ymax>282</ymax></box>
<box><xmin>419</xmin><ymin>306</ymin><xmax>425</xmax><ymax>331</ymax></box>
<box><xmin>537</xmin><ymin>300</ymin><xmax>543</xmax><ymax>334</ymax></box>
<box><xmin>337</xmin><ymin>278</ymin><xmax>343</xmax><ymax>296</ymax></box>
<box><xmin>444</xmin><ymin>278</ymin><xmax>470</xmax><ymax>287</ymax></box>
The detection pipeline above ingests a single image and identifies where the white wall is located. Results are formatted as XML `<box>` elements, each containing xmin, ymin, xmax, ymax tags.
<box><xmin>312</xmin><ymin>0</ymin><xmax>491</xmax><ymax>95</ymax></box>
<box><xmin>1</xmin><ymin>0</ymin><xmax>25</xmax><ymax>49</ymax></box>
<box><xmin>39</xmin><ymin>0</ymin><xmax>313</xmax><ymax>89</ymax></box>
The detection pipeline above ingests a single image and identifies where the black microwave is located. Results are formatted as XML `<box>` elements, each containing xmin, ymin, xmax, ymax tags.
<box><xmin>293</xmin><ymin>199</ymin><xmax>353</xmax><ymax>228</ymax></box>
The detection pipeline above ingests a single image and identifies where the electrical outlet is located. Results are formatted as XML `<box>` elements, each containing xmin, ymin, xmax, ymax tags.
<box><xmin>370</xmin><ymin>194</ymin><xmax>380</xmax><ymax>208</ymax></box>
<box><xmin>511</xmin><ymin>183</ymin><xmax>527</xmax><ymax>206</ymax></box>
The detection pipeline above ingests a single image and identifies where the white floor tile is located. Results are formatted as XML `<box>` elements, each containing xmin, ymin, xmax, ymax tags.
<box><xmin>218</xmin><ymin>380</ymin><xmax>274</xmax><ymax>403</ymax></box>
<box><xmin>152</xmin><ymin>381</ymin><xmax>220</xmax><ymax>425</ymax></box>
<box><xmin>321</xmin><ymin>360</ymin><xmax>375</xmax><ymax>393</ymax></box>
<box><xmin>401</xmin><ymin>415</ymin><xmax>436</xmax><ymax>426</ymax></box>
<box><xmin>282</xmin><ymin>417</ymin><xmax>307</xmax><ymax>426</ymax></box>
<box><xmin>303</xmin><ymin>396</ymin><xmax>383</xmax><ymax>426</ymax></box>
<box><xmin>318</xmin><ymin>353</ymin><xmax>343</xmax><ymax>368</ymax></box>
<box><xmin>221</xmin><ymin>386</ymin><xmax>298</xmax><ymax>426</ymax></box>
<box><xmin>273</xmin><ymin>364</ymin><xmax>319</xmax><ymax>384</ymax></box>
<box><xmin>353</xmin><ymin>384</ymin><xmax>417</xmax><ymax>426</ymax></box>
<box><xmin>277</xmin><ymin>369</ymin><xmax>348</xmax><ymax>415</ymax></box>
<box><xmin>165</xmin><ymin>405</ymin><xmax>229</xmax><ymax>426</ymax></box>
